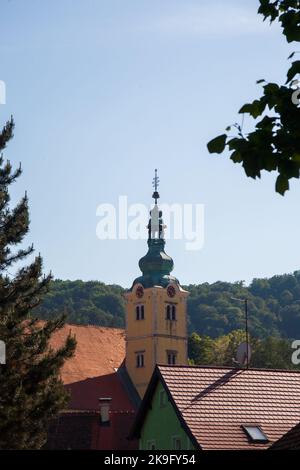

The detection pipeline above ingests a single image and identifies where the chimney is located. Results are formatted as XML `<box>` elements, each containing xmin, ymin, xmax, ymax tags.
<box><xmin>98</xmin><ymin>397</ymin><xmax>112</xmax><ymax>424</ymax></box>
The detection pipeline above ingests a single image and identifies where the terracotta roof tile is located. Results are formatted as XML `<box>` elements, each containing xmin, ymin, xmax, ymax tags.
<box><xmin>46</xmin><ymin>323</ymin><xmax>139</xmax><ymax>449</ymax></box>
<box><xmin>50</xmin><ymin>324</ymin><xmax>125</xmax><ymax>384</ymax></box>
<box><xmin>49</xmin><ymin>324</ymin><xmax>137</xmax><ymax>413</ymax></box>
<box><xmin>158</xmin><ymin>365</ymin><xmax>300</xmax><ymax>450</ymax></box>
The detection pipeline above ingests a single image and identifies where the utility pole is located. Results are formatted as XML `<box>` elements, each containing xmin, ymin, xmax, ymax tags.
<box><xmin>231</xmin><ymin>296</ymin><xmax>250</xmax><ymax>368</ymax></box>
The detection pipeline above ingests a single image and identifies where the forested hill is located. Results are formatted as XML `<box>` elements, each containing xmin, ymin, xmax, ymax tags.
<box><xmin>35</xmin><ymin>280</ymin><xmax>126</xmax><ymax>328</ymax></box>
<box><xmin>33</xmin><ymin>271</ymin><xmax>300</xmax><ymax>339</ymax></box>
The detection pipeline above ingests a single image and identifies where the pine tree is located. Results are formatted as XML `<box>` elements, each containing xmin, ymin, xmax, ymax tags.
<box><xmin>0</xmin><ymin>118</ymin><xmax>76</xmax><ymax>449</ymax></box>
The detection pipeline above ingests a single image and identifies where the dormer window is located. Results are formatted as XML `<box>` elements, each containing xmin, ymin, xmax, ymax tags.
<box><xmin>136</xmin><ymin>304</ymin><xmax>145</xmax><ymax>320</ymax></box>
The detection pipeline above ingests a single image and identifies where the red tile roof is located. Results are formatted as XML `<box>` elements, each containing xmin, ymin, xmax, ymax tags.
<box><xmin>132</xmin><ymin>365</ymin><xmax>300</xmax><ymax>450</ymax></box>
<box><xmin>49</xmin><ymin>324</ymin><xmax>125</xmax><ymax>384</ymax></box>
<box><xmin>48</xmin><ymin>323</ymin><xmax>137</xmax><ymax>411</ymax></box>
<box><xmin>47</xmin><ymin>323</ymin><xmax>139</xmax><ymax>449</ymax></box>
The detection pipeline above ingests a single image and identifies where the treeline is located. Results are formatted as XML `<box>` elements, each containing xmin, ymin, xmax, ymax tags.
<box><xmin>34</xmin><ymin>280</ymin><xmax>125</xmax><ymax>328</ymax></box>
<box><xmin>186</xmin><ymin>273</ymin><xmax>300</xmax><ymax>339</ymax></box>
<box><xmin>34</xmin><ymin>272</ymin><xmax>300</xmax><ymax>339</ymax></box>
<box><xmin>32</xmin><ymin>275</ymin><xmax>300</xmax><ymax>369</ymax></box>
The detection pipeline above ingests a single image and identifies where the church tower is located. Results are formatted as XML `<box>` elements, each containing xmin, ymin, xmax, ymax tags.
<box><xmin>125</xmin><ymin>170</ymin><xmax>189</xmax><ymax>398</ymax></box>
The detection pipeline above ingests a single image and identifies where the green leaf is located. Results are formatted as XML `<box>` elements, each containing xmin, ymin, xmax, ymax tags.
<box><xmin>255</xmin><ymin>115</ymin><xmax>277</xmax><ymax>131</ymax></box>
<box><xmin>207</xmin><ymin>134</ymin><xmax>227</xmax><ymax>154</ymax></box>
<box><xmin>288</xmin><ymin>52</ymin><xmax>296</xmax><ymax>60</ymax></box>
<box><xmin>258</xmin><ymin>0</ymin><xmax>279</xmax><ymax>22</ymax></box>
<box><xmin>278</xmin><ymin>160</ymin><xmax>300</xmax><ymax>178</ymax></box>
<box><xmin>239</xmin><ymin>100</ymin><xmax>266</xmax><ymax>118</ymax></box>
<box><xmin>292</xmin><ymin>154</ymin><xmax>300</xmax><ymax>163</ymax></box>
<box><xmin>256</xmin><ymin>79</ymin><xmax>265</xmax><ymax>84</ymax></box>
<box><xmin>286</xmin><ymin>61</ymin><xmax>300</xmax><ymax>83</ymax></box>
<box><xmin>243</xmin><ymin>157</ymin><xmax>261</xmax><ymax>179</ymax></box>
<box><xmin>280</xmin><ymin>11</ymin><xmax>300</xmax><ymax>43</ymax></box>
<box><xmin>227</xmin><ymin>137</ymin><xmax>242</xmax><ymax>151</ymax></box>
<box><xmin>263</xmin><ymin>82</ymin><xmax>280</xmax><ymax>95</ymax></box>
<box><xmin>275</xmin><ymin>174</ymin><xmax>289</xmax><ymax>195</ymax></box>
<box><xmin>239</xmin><ymin>103</ymin><xmax>253</xmax><ymax>114</ymax></box>
<box><xmin>262</xmin><ymin>153</ymin><xmax>277</xmax><ymax>171</ymax></box>
<box><xmin>230</xmin><ymin>151</ymin><xmax>242</xmax><ymax>163</ymax></box>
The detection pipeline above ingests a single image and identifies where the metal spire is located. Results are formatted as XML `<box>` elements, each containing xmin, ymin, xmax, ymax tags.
<box><xmin>152</xmin><ymin>168</ymin><xmax>160</xmax><ymax>204</ymax></box>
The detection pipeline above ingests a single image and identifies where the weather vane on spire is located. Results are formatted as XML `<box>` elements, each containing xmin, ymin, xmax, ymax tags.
<box><xmin>152</xmin><ymin>168</ymin><xmax>160</xmax><ymax>204</ymax></box>
<box><xmin>148</xmin><ymin>169</ymin><xmax>165</xmax><ymax>239</ymax></box>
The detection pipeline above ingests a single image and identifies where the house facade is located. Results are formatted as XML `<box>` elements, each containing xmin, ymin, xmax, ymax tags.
<box><xmin>131</xmin><ymin>364</ymin><xmax>300</xmax><ymax>450</ymax></box>
<box><xmin>138</xmin><ymin>380</ymin><xmax>196</xmax><ymax>450</ymax></box>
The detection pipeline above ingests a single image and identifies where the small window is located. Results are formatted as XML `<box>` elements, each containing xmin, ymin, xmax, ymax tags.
<box><xmin>159</xmin><ymin>390</ymin><xmax>167</xmax><ymax>407</ymax></box>
<box><xmin>136</xmin><ymin>305</ymin><xmax>145</xmax><ymax>320</ymax></box>
<box><xmin>167</xmin><ymin>351</ymin><xmax>177</xmax><ymax>365</ymax></box>
<box><xmin>99</xmin><ymin>403</ymin><xmax>111</xmax><ymax>426</ymax></box>
<box><xmin>173</xmin><ymin>437</ymin><xmax>181</xmax><ymax>450</ymax></box>
<box><xmin>166</xmin><ymin>305</ymin><xmax>171</xmax><ymax>320</ymax></box>
<box><xmin>242</xmin><ymin>425</ymin><xmax>268</xmax><ymax>443</ymax></box>
<box><xmin>171</xmin><ymin>305</ymin><xmax>176</xmax><ymax>320</ymax></box>
<box><xmin>136</xmin><ymin>353</ymin><xmax>144</xmax><ymax>368</ymax></box>
<box><xmin>166</xmin><ymin>304</ymin><xmax>176</xmax><ymax>320</ymax></box>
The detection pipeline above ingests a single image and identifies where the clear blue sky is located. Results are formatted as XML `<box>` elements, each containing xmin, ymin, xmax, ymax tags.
<box><xmin>0</xmin><ymin>0</ymin><xmax>298</xmax><ymax>287</ymax></box>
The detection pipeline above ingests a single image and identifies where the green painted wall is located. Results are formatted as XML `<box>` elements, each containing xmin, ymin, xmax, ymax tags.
<box><xmin>139</xmin><ymin>381</ymin><xmax>195</xmax><ymax>450</ymax></box>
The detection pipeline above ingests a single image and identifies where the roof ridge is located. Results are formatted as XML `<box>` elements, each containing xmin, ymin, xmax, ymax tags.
<box><xmin>157</xmin><ymin>364</ymin><xmax>300</xmax><ymax>374</ymax></box>
<box><xmin>62</xmin><ymin>322</ymin><xmax>125</xmax><ymax>333</ymax></box>
<box><xmin>38</xmin><ymin>318</ymin><xmax>125</xmax><ymax>333</ymax></box>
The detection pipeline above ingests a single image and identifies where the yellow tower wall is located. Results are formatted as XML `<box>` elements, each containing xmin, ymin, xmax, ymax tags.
<box><xmin>125</xmin><ymin>284</ymin><xmax>189</xmax><ymax>398</ymax></box>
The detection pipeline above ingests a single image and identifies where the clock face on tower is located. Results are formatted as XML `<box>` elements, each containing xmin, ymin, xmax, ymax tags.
<box><xmin>136</xmin><ymin>285</ymin><xmax>144</xmax><ymax>299</ymax></box>
<box><xmin>167</xmin><ymin>285</ymin><xmax>176</xmax><ymax>298</ymax></box>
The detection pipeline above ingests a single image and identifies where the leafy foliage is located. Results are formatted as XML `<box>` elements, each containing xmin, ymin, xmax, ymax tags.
<box><xmin>33</xmin><ymin>273</ymin><xmax>300</xmax><ymax>369</ymax></box>
<box><xmin>0</xmin><ymin>119</ymin><xmax>76</xmax><ymax>449</ymax></box>
<box><xmin>36</xmin><ymin>271</ymin><xmax>300</xmax><ymax>341</ymax></box>
<box><xmin>258</xmin><ymin>0</ymin><xmax>300</xmax><ymax>43</ymax></box>
<box><xmin>188</xmin><ymin>330</ymin><xmax>299</xmax><ymax>370</ymax></box>
<box><xmin>187</xmin><ymin>272</ymin><xmax>300</xmax><ymax>338</ymax></box>
<box><xmin>207</xmin><ymin>0</ymin><xmax>300</xmax><ymax>194</ymax></box>
<box><xmin>34</xmin><ymin>279</ymin><xmax>126</xmax><ymax>328</ymax></box>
